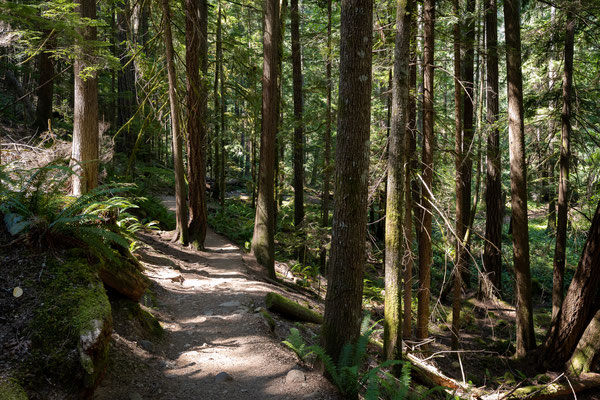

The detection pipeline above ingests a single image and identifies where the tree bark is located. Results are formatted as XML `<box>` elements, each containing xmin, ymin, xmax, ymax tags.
<box><xmin>483</xmin><ymin>0</ymin><xmax>502</xmax><ymax>295</ymax></box>
<box><xmin>416</xmin><ymin>0</ymin><xmax>434</xmax><ymax>342</ymax></box>
<box><xmin>320</xmin><ymin>0</ymin><xmax>332</xmax><ymax>274</ymax></box>
<box><xmin>568</xmin><ymin>308</ymin><xmax>600</xmax><ymax>376</ymax></box>
<box><xmin>322</xmin><ymin>0</ymin><xmax>372</xmax><ymax>364</ymax></box>
<box><xmin>542</xmin><ymin>201</ymin><xmax>600</xmax><ymax>369</ymax></box>
<box><xmin>504</xmin><ymin>0</ymin><xmax>535</xmax><ymax>357</ymax></box>
<box><xmin>116</xmin><ymin>0</ymin><xmax>136</xmax><ymax>153</ymax></box>
<box><xmin>187</xmin><ymin>0</ymin><xmax>208</xmax><ymax>250</ymax></box>
<box><xmin>162</xmin><ymin>0</ymin><xmax>188</xmax><ymax>245</ymax></box>
<box><xmin>460</xmin><ymin>0</ymin><xmax>476</xmax><ymax>289</ymax></box>
<box><xmin>384</xmin><ymin>0</ymin><xmax>412</xmax><ymax>363</ymax></box>
<box><xmin>403</xmin><ymin>7</ymin><xmax>418</xmax><ymax>340</ymax></box>
<box><xmin>219</xmin><ymin>3</ymin><xmax>226</xmax><ymax>213</ymax></box>
<box><xmin>552</xmin><ymin>11</ymin><xmax>574</xmax><ymax>321</ymax></box>
<box><xmin>71</xmin><ymin>0</ymin><xmax>99</xmax><ymax>196</ymax></box>
<box><xmin>34</xmin><ymin>32</ymin><xmax>55</xmax><ymax>132</ymax></box>
<box><xmin>290</xmin><ymin>0</ymin><xmax>304</xmax><ymax>231</ymax></box>
<box><xmin>451</xmin><ymin>0</ymin><xmax>463</xmax><ymax>351</ymax></box>
<box><xmin>252</xmin><ymin>0</ymin><xmax>279</xmax><ymax>278</ymax></box>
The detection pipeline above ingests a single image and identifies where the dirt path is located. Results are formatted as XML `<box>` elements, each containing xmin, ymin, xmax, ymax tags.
<box><xmin>94</xmin><ymin>209</ymin><xmax>338</xmax><ymax>399</ymax></box>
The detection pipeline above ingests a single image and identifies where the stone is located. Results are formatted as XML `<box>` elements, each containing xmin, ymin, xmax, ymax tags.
<box><xmin>138</xmin><ymin>340</ymin><xmax>154</xmax><ymax>352</ymax></box>
<box><xmin>219</xmin><ymin>301</ymin><xmax>241</xmax><ymax>307</ymax></box>
<box><xmin>129</xmin><ymin>392</ymin><xmax>143</xmax><ymax>400</ymax></box>
<box><xmin>285</xmin><ymin>369</ymin><xmax>305</xmax><ymax>384</ymax></box>
<box><xmin>214</xmin><ymin>372</ymin><xmax>233</xmax><ymax>383</ymax></box>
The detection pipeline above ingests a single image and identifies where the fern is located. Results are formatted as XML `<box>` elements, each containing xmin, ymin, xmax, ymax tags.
<box><xmin>1</xmin><ymin>163</ymin><xmax>148</xmax><ymax>260</ymax></box>
<box><xmin>282</xmin><ymin>327</ymin><xmax>312</xmax><ymax>361</ymax></box>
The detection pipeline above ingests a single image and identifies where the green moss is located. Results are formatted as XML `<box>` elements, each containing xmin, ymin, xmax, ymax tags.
<box><xmin>121</xmin><ymin>299</ymin><xmax>164</xmax><ymax>338</ymax></box>
<box><xmin>0</xmin><ymin>378</ymin><xmax>28</xmax><ymax>400</ymax></box>
<box><xmin>503</xmin><ymin>371</ymin><xmax>516</xmax><ymax>384</ymax></box>
<box><xmin>260</xmin><ymin>310</ymin><xmax>276</xmax><ymax>331</ymax></box>
<box><xmin>29</xmin><ymin>258</ymin><xmax>112</xmax><ymax>389</ymax></box>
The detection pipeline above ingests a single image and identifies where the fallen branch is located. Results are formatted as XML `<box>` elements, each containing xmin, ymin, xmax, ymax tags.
<box><xmin>479</xmin><ymin>372</ymin><xmax>600</xmax><ymax>400</ymax></box>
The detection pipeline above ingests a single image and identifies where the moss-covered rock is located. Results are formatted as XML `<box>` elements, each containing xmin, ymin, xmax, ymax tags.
<box><xmin>0</xmin><ymin>378</ymin><xmax>28</xmax><ymax>400</ymax></box>
<box><xmin>29</xmin><ymin>258</ymin><xmax>112</xmax><ymax>393</ymax></box>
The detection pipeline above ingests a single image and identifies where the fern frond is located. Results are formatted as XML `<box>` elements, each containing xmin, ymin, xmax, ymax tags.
<box><xmin>308</xmin><ymin>345</ymin><xmax>340</xmax><ymax>387</ymax></box>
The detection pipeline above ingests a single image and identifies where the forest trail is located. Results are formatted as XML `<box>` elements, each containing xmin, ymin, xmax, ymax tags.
<box><xmin>93</xmin><ymin>198</ymin><xmax>338</xmax><ymax>400</ymax></box>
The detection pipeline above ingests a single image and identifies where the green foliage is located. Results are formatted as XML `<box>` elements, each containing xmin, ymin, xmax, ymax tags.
<box><xmin>0</xmin><ymin>164</ymin><xmax>153</xmax><ymax>259</ymax></box>
<box><xmin>208</xmin><ymin>198</ymin><xmax>255</xmax><ymax>245</ymax></box>
<box><xmin>283</xmin><ymin>327</ymin><xmax>311</xmax><ymax>361</ymax></box>
<box><xmin>282</xmin><ymin>314</ymin><xmax>422</xmax><ymax>399</ymax></box>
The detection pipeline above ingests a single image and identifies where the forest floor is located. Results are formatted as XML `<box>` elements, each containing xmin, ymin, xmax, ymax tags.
<box><xmin>93</xmin><ymin>198</ymin><xmax>340</xmax><ymax>400</ymax></box>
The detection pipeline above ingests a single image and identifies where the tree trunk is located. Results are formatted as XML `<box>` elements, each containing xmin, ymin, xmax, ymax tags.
<box><xmin>568</xmin><ymin>308</ymin><xmax>600</xmax><ymax>376</ymax></box>
<box><xmin>552</xmin><ymin>11</ymin><xmax>574</xmax><ymax>321</ymax></box>
<box><xmin>34</xmin><ymin>32</ymin><xmax>55</xmax><ymax>132</ymax></box>
<box><xmin>403</xmin><ymin>8</ymin><xmax>418</xmax><ymax>340</ymax></box>
<box><xmin>320</xmin><ymin>0</ymin><xmax>332</xmax><ymax>275</ymax></box>
<box><xmin>546</xmin><ymin>6</ymin><xmax>557</xmax><ymax>232</ymax></box>
<box><xmin>290</xmin><ymin>0</ymin><xmax>304</xmax><ymax>231</ymax></box>
<box><xmin>451</xmin><ymin>0</ymin><xmax>463</xmax><ymax>351</ymax></box>
<box><xmin>504</xmin><ymin>0</ymin><xmax>535</xmax><ymax>357</ymax></box>
<box><xmin>71</xmin><ymin>0</ymin><xmax>99</xmax><ymax>196</ymax></box>
<box><xmin>252</xmin><ymin>0</ymin><xmax>279</xmax><ymax>278</ymax></box>
<box><xmin>187</xmin><ymin>0</ymin><xmax>208</xmax><ymax>250</ymax></box>
<box><xmin>416</xmin><ymin>0</ymin><xmax>435</xmax><ymax>342</ymax></box>
<box><xmin>162</xmin><ymin>0</ymin><xmax>188</xmax><ymax>245</ymax></box>
<box><xmin>322</xmin><ymin>0</ymin><xmax>372</xmax><ymax>365</ymax></box>
<box><xmin>213</xmin><ymin>3</ymin><xmax>222</xmax><ymax>203</ymax></box>
<box><xmin>384</xmin><ymin>0</ymin><xmax>412</xmax><ymax>364</ymax></box>
<box><xmin>460</xmin><ymin>0</ymin><xmax>476</xmax><ymax>289</ymax></box>
<box><xmin>219</xmin><ymin>16</ymin><xmax>226</xmax><ymax>213</ymax></box>
<box><xmin>483</xmin><ymin>0</ymin><xmax>502</xmax><ymax>295</ymax></box>
<box><xmin>116</xmin><ymin>0</ymin><xmax>136</xmax><ymax>153</ymax></box>
<box><xmin>542</xmin><ymin>199</ymin><xmax>600</xmax><ymax>369</ymax></box>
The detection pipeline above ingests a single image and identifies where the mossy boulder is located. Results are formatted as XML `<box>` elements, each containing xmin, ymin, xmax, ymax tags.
<box><xmin>0</xmin><ymin>378</ymin><xmax>28</xmax><ymax>400</ymax></box>
<box><xmin>29</xmin><ymin>258</ymin><xmax>112</xmax><ymax>393</ymax></box>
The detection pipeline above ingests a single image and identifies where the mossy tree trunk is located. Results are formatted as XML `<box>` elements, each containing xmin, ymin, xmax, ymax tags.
<box><xmin>542</xmin><ymin>199</ymin><xmax>600</xmax><ymax>369</ymax></box>
<box><xmin>416</xmin><ymin>0</ymin><xmax>434</xmax><ymax>342</ymax></box>
<box><xmin>322</xmin><ymin>0</ymin><xmax>372</xmax><ymax>365</ymax></box>
<box><xmin>384</xmin><ymin>0</ymin><xmax>413</xmax><ymax>364</ymax></box>
<box><xmin>568</xmin><ymin>308</ymin><xmax>600</xmax><ymax>375</ymax></box>
<box><xmin>451</xmin><ymin>0</ymin><xmax>463</xmax><ymax>351</ymax></box>
<box><xmin>252</xmin><ymin>0</ymin><xmax>279</xmax><ymax>278</ymax></box>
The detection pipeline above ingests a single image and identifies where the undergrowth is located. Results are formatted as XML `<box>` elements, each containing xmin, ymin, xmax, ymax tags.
<box><xmin>283</xmin><ymin>315</ymin><xmax>443</xmax><ymax>400</ymax></box>
<box><xmin>0</xmin><ymin>163</ymin><xmax>156</xmax><ymax>259</ymax></box>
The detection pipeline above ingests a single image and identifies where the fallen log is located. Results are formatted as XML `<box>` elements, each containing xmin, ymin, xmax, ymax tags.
<box><xmin>478</xmin><ymin>373</ymin><xmax>600</xmax><ymax>400</ymax></box>
<box><xmin>265</xmin><ymin>292</ymin><xmax>323</xmax><ymax>324</ymax></box>
<box><xmin>96</xmin><ymin>250</ymin><xmax>150</xmax><ymax>301</ymax></box>
<box><xmin>370</xmin><ymin>338</ymin><xmax>476</xmax><ymax>399</ymax></box>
